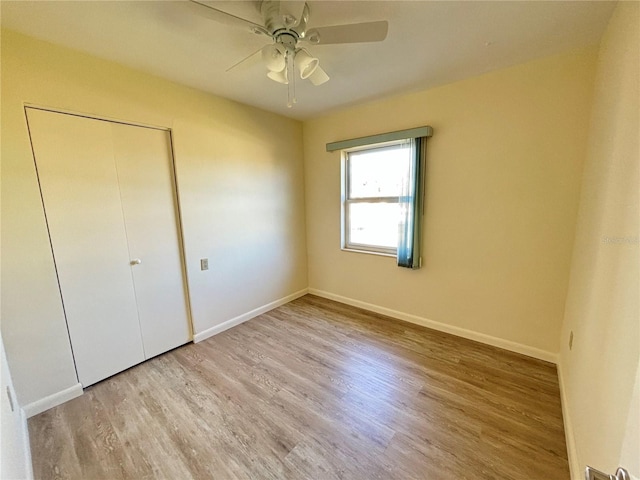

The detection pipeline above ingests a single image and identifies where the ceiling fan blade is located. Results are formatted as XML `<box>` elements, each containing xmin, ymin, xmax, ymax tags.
<box><xmin>279</xmin><ymin>1</ymin><xmax>306</xmax><ymax>28</ymax></box>
<box><xmin>309</xmin><ymin>65</ymin><xmax>329</xmax><ymax>86</ymax></box>
<box><xmin>305</xmin><ymin>20</ymin><xmax>388</xmax><ymax>45</ymax></box>
<box><xmin>225</xmin><ymin>47</ymin><xmax>264</xmax><ymax>72</ymax></box>
<box><xmin>190</xmin><ymin>1</ymin><xmax>269</xmax><ymax>35</ymax></box>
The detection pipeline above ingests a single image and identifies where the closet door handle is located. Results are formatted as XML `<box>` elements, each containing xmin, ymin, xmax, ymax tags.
<box><xmin>130</xmin><ymin>259</ymin><xmax>142</xmax><ymax>266</ymax></box>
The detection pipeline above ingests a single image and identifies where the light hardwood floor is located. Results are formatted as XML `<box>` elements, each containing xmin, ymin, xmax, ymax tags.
<box><xmin>29</xmin><ymin>295</ymin><xmax>569</xmax><ymax>479</ymax></box>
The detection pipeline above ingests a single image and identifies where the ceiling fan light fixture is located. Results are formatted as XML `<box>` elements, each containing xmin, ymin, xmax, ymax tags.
<box><xmin>261</xmin><ymin>43</ymin><xmax>287</xmax><ymax>72</ymax></box>
<box><xmin>295</xmin><ymin>49</ymin><xmax>319</xmax><ymax>79</ymax></box>
<box><xmin>191</xmin><ymin>0</ymin><xmax>391</xmax><ymax>106</ymax></box>
<box><xmin>308</xmin><ymin>66</ymin><xmax>330</xmax><ymax>86</ymax></box>
<box><xmin>267</xmin><ymin>68</ymin><xmax>289</xmax><ymax>84</ymax></box>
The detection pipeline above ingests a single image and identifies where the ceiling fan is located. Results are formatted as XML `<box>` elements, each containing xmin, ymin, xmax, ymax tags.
<box><xmin>190</xmin><ymin>0</ymin><xmax>389</xmax><ymax>107</ymax></box>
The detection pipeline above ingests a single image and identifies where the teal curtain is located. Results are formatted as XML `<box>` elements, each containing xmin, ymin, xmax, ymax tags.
<box><xmin>397</xmin><ymin>137</ymin><xmax>426</xmax><ymax>269</ymax></box>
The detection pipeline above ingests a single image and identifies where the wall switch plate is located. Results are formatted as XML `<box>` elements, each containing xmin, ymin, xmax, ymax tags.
<box><xmin>200</xmin><ymin>258</ymin><xmax>209</xmax><ymax>271</ymax></box>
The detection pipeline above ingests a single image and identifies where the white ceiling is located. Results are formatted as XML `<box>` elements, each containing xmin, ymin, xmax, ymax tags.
<box><xmin>1</xmin><ymin>1</ymin><xmax>615</xmax><ymax>120</ymax></box>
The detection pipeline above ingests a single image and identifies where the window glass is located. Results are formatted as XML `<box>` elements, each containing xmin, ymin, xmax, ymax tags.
<box><xmin>348</xmin><ymin>202</ymin><xmax>400</xmax><ymax>249</ymax></box>
<box><xmin>343</xmin><ymin>140</ymin><xmax>412</xmax><ymax>254</ymax></box>
<box><xmin>347</xmin><ymin>144</ymin><xmax>410</xmax><ymax>199</ymax></box>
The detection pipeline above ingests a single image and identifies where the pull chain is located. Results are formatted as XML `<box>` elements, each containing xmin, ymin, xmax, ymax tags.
<box><xmin>286</xmin><ymin>49</ymin><xmax>296</xmax><ymax>108</ymax></box>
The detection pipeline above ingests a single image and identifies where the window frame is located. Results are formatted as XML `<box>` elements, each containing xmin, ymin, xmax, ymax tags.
<box><xmin>340</xmin><ymin>139</ymin><xmax>410</xmax><ymax>257</ymax></box>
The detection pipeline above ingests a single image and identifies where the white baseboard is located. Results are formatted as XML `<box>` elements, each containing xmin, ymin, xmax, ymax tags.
<box><xmin>193</xmin><ymin>288</ymin><xmax>309</xmax><ymax>343</ymax></box>
<box><xmin>23</xmin><ymin>383</ymin><xmax>83</xmax><ymax>418</ymax></box>
<box><xmin>308</xmin><ymin>288</ymin><xmax>558</xmax><ymax>364</ymax></box>
<box><xmin>557</xmin><ymin>358</ymin><xmax>580</xmax><ymax>480</ymax></box>
<box><xmin>20</xmin><ymin>408</ymin><xmax>34</xmax><ymax>480</ymax></box>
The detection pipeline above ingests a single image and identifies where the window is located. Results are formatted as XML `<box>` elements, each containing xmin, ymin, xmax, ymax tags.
<box><xmin>343</xmin><ymin>141</ymin><xmax>412</xmax><ymax>255</ymax></box>
<box><xmin>329</xmin><ymin>126</ymin><xmax>432</xmax><ymax>269</ymax></box>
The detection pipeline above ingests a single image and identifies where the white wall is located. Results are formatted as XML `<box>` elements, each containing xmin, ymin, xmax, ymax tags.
<box><xmin>1</xmin><ymin>30</ymin><xmax>307</xmax><ymax>409</ymax></box>
<box><xmin>303</xmin><ymin>48</ymin><xmax>597</xmax><ymax>359</ymax></box>
<box><xmin>559</xmin><ymin>2</ymin><xmax>639</xmax><ymax>478</ymax></box>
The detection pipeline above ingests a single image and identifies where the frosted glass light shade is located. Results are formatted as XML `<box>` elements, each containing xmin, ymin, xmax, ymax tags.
<box><xmin>267</xmin><ymin>68</ymin><xmax>289</xmax><ymax>84</ymax></box>
<box><xmin>262</xmin><ymin>44</ymin><xmax>286</xmax><ymax>72</ymax></box>
<box><xmin>295</xmin><ymin>49</ymin><xmax>319</xmax><ymax>79</ymax></box>
<box><xmin>309</xmin><ymin>66</ymin><xmax>330</xmax><ymax>86</ymax></box>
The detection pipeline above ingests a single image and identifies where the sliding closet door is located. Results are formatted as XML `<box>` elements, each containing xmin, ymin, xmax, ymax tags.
<box><xmin>27</xmin><ymin>108</ymin><xmax>145</xmax><ymax>386</ymax></box>
<box><xmin>111</xmin><ymin>124</ymin><xmax>191</xmax><ymax>358</ymax></box>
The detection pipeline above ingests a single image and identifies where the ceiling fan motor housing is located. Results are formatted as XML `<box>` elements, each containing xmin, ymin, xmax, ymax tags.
<box><xmin>261</xmin><ymin>0</ymin><xmax>310</xmax><ymax>43</ymax></box>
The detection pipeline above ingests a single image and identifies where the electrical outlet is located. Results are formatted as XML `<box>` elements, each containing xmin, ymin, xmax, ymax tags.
<box><xmin>569</xmin><ymin>331</ymin><xmax>574</xmax><ymax>350</ymax></box>
<box><xmin>200</xmin><ymin>258</ymin><xmax>209</xmax><ymax>271</ymax></box>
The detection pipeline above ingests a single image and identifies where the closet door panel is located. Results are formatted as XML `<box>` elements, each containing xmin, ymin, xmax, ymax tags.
<box><xmin>111</xmin><ymin>124</ymin><xmax>191</xmax><ymax>358</ymax></box>
<box><xmin>26</xmin><ymin>109</ymin><xmax>145</xmax><ymax>387</ymax></box>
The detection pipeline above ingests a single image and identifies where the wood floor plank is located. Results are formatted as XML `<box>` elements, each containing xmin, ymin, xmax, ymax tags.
<box><xmin>29</xmin><ymin>294</ymin><xmax>569</xmax><ymax>479</ymax></box>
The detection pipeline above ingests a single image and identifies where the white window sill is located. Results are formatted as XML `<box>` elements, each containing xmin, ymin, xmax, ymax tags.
<box><xmin>341</xmin><ymin>247</ymin><xmax>397</xmax><ymax>258</ymax></box>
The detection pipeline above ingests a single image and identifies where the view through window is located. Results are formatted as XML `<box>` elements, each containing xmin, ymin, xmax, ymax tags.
<box><xmin>343</xmin><ymin>140</ymin><xmax>411</xmax><ymax>254</ymax></box>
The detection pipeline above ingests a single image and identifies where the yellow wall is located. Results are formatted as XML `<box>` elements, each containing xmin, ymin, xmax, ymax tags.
<box><xmin>0</xmin><ymin>30</ymin><xmax>308</xmax><ymax>406</ymax></box>
<box><xmin>559</xmin><ymin>2</ymin><xmax>639</xmax><ymax>477</ymax></box>
<box><xmin>303</xmin><ymin>48</ymin><xmax>598</xmax><ymax>358</ymax></box>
